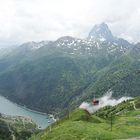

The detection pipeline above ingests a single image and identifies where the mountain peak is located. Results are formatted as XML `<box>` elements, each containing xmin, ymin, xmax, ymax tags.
<box><xmin>88</xmin><ymin>22</ymin><xmax>114</xmax><ymax>41</ymax></box>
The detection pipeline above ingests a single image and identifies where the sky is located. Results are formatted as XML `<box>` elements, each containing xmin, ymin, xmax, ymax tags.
<box><xmin>0</xmin><ymin>0</ymin><xmax>140</xmax><ymax>47</ymax></box>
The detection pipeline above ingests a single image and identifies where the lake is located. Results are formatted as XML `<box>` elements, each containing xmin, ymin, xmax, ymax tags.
<box><xmin>0</xmin><ymin>95</ymin><xmax>52</xmax><ymax>129</ymax></box>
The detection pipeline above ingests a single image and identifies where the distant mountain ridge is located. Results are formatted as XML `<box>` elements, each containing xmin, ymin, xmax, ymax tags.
<box><xmin>7</xmin><ymin>23</ymin><xmax>132</xmax><ymax>61</ymax></box>
<box><xmin>4</xmin><ymin>23</ymin><xmax>130</xmax><ymax>55</ymax></box>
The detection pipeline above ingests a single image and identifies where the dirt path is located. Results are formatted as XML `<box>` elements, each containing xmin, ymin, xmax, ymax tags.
<box><xmin>130</xmin><ymin>101</ymin><xmax>138</xmax><ymax>110</ymax></box>
<box><xmin>11</xmin><ymin>134</ymin><xmax>16</xmax><ymax>140</ymax></box>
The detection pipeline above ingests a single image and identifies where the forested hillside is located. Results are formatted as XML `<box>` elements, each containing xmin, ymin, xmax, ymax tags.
<box><xmin>0</xmin><ymin>23</ymin><xmax>139</xmax><ymax>116</ymax></box>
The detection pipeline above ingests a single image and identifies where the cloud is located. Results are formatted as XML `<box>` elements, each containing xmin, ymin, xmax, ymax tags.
<box><xmin>0</xmin><ymin>0</ymin><xmax>140</xmax><ymax>47</ymax></box>
<box><xmin>79</xmin><ymin>90</ymin><xmax>132</xmax><ymax>114</ymax></box>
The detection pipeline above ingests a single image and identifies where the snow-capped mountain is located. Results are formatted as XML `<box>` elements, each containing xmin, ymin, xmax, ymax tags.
<box><xmin>88</xmin><ymin>22</ymin><xmax>114</xmax><ymax>42</ymax></box>
<box><xmin>87</xmin><ymin>23</ymin><xmax>132</xmax><ymax>50</ymax></box>
<box><xmin>18</xmin><ymin>23</ymin><xmax>133</xmax><ymax>56</ymax></box>
<box><xmin>51</xmin><ymin>23</ymin><xmax>133</xmax><ymax>55</ymax></box>
<box><xmin>0</xmin><ymin>23</ymin><xmax>139</xmax><ymax>120</ymax></box>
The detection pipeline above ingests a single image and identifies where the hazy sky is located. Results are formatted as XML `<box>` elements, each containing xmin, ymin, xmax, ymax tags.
<box><xmin>0</xmin><ymin>0</ymin><xmax>140</xmax><ymax>47</ymax></box>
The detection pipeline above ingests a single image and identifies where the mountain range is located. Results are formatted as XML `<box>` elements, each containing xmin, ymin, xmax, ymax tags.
<box><xmin>0</xmin><ymin>22</ymin><xmax>139</xmax><ymax>116</ymax></box>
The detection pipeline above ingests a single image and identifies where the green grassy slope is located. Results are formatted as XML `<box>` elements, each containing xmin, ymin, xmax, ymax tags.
<box><xmin>29</xmin><ymin>97</ymin><xmax>140</xmax><ymax>140</ymax></box>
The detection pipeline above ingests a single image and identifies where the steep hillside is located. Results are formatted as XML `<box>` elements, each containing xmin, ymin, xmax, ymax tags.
<box><xmin>77</xmin><ymin>44</ymin><xmax>140</xmax><ymax>103</ymax></box>
<box><xmin>0</xmin><ymin>23</ymin><xmax>139</xmax><ymax>116</ymax></box>
<box><xmin>29</xmin><ymin>97</ymin><xmax>140</xmax><ymax>140</ymax></box>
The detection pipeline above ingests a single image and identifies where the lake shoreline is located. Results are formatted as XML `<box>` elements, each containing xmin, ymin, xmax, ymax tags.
<box><xmin>0</xmin><ymin>95</ymin><xmax>54</xmax><ymax>116</ymax></box>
